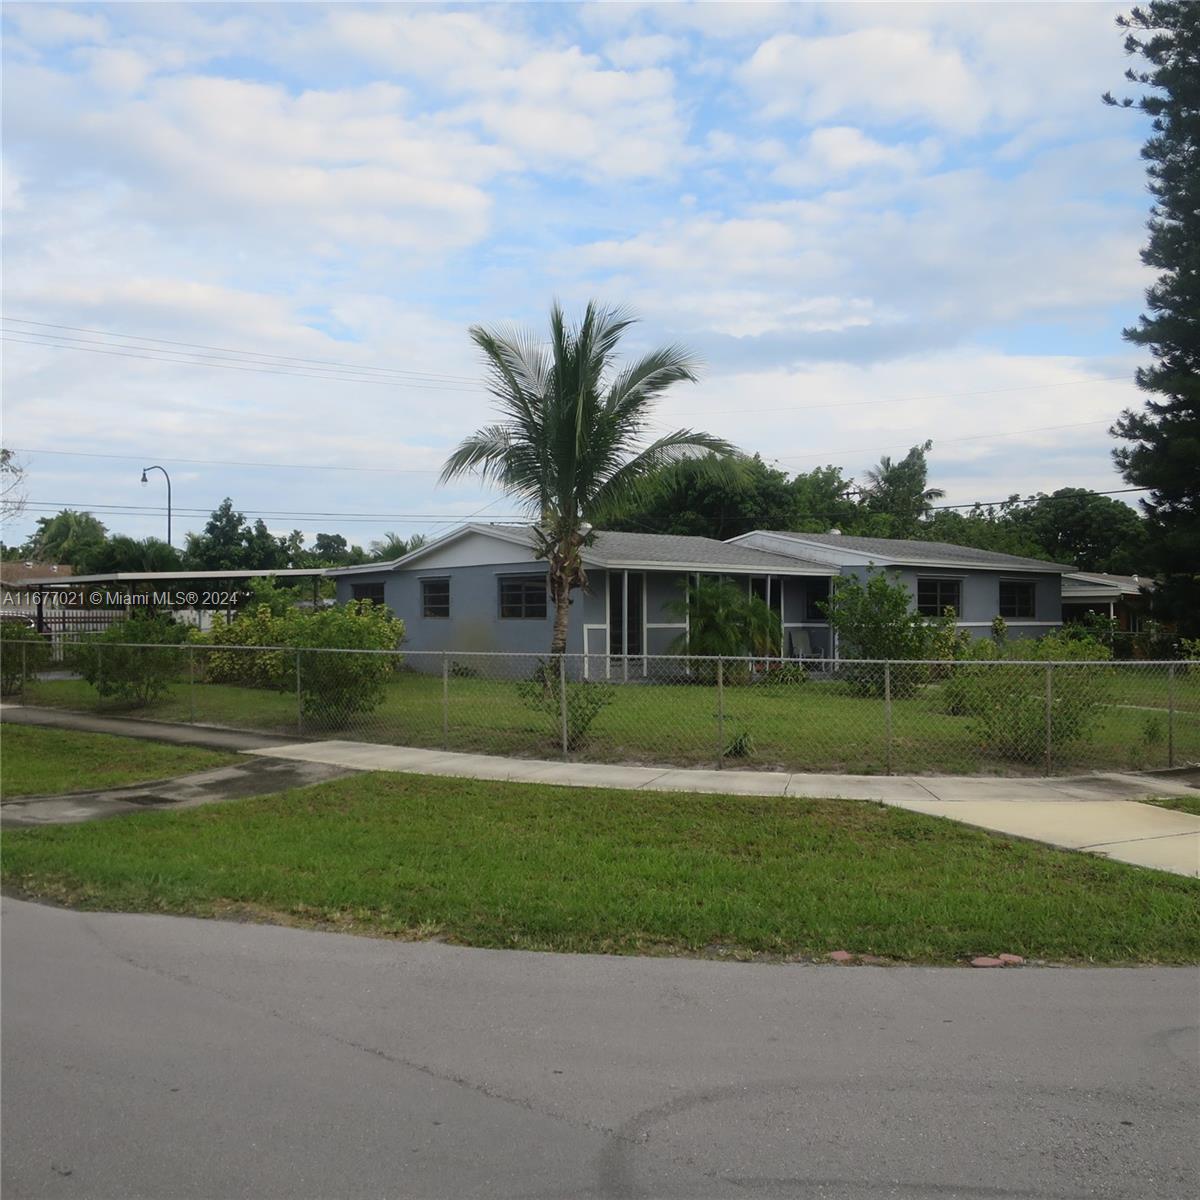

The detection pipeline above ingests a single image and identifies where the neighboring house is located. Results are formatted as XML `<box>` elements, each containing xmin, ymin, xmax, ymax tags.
<box><xmin>328</xmin><ymin>524</ymin><xmax>833</xmax><ymax>673</ymax></box>
<box><xmin>1062</xmin><ymin>572</ymin><xmax>1152</xmax><ymax>631</ymax></box>
<box><xmin>729</xmin><ymin>531</ymin><xmax>1072</xmax><ymax>647</ymax></box>
<box><xmin>0</xmin><ymin>561</ymin><xmax>72</xmax><ymax>586</ymax></box>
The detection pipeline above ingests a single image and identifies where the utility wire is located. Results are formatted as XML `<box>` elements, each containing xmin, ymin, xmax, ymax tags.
<box><xmin>9</xmin><ymin>446</ymin><xmax>444</xmax><ymax>474</ymax></box>
<box><xmin>1</xmin><ymin>335</ymin><xmax>484</xmax><ymax>393</ymax></box>
<box><xmin>1</xmin><ymin>317</ymin><xmax>480</xmax><ymax>383</ymax></box>
<box><xmin>665</xmin><ymin>374</ymin><xmax>1132</xmax><ymax>417</ymax></box>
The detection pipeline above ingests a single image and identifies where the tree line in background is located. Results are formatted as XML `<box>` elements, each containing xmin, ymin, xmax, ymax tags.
<box><xmin>0</xmin><ymin>446</ymin><xmax>1151</xmax><ymax>582</ymax></box>
<box><xmin>609</xmin><ymin>444</ymin><xmax>1151</xmax><ymax>576</ymax></box>
<box><xmin>0</xmin><ymin>499</ymin><xmax>426</xmax><ymax>574</ymax></box>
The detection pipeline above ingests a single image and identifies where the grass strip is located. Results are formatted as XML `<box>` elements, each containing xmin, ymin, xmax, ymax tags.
<box><xmin>4</xmin><ymin>772</ymin><xmax>1196</xmax><ymax>963</ymax></box>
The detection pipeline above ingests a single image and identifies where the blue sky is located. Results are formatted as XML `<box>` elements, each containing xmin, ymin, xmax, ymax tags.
<box><xmin>1</xmin><ymin>1</ymin><xmax>1154</xmax><ymax>551</ymax></box>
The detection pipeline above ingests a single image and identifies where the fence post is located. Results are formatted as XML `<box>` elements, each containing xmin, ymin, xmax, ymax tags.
<box><xmin>441</xmin><ymin>651</ymin><xmax>449</xmax><ymax>751</ymax></box>
<box><xmin>20</xmin><ymin>639</ymin><xmax>28</xmax><ymax>702</ymax></box>
<box><xmin>884</xmin><ymin>661</ymin><xmax>893</xmax><ymax>775</ymax></box>
<box><xmin>716</xmin><ymin>657</ymin><xmax>725</xmax><ymax>769</ymax></box>
<box><xmin>188</xmin><ymin>644</ymin><xmax>196</xmax><ymax>724</ymax></box>
<box><xmin>559</xmin><ymin>654</ymin><xmax>569</xmax><ymax>761</ymax></box>
<box><xmin>295</xmin><ymin>648</ymin><xmax>303</xmax><ymax>736</ymax></box>
<box><xmin>1044</xmin><ymin>663</ymin><xmax>1054</xmax><ymax>776</ymax></box>
<box><xmin>1167</xmin><ymin>662</ymin><xmax>1176</xmax><ymax>769</ymax></box>
<box><xmin>96</xmin><ymin>642</ymin><xmax>103</xmax><ymax>703</ymax></box>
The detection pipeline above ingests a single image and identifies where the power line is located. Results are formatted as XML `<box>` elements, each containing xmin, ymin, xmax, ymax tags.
<box><xmin>1</xmin><ymin>317</ymin><xmax>481</xmax><ymax>384</ymax></box>
<box><xmin>9</xmin><ymin>446</ymin><xmax>444</xmax><ymax>474</ymax></box>
<box><xmin>20</xmin><ymin>500</ymin><xmax>523</xmax><ymax>520</ymax></box>
<box><xmin>665</xmin><ymin>374</ymin><xmax>1133</xmax><ymax>417</ymax></box>
<box><xmin>769</xmin><ymin>419</ymin><xmax>1114</xmax><ymax>463</ymax></box>
<box><xmin>1</xmin><ymin>335</ymin><xmax>484</xmax><ymax>393</ymax></box>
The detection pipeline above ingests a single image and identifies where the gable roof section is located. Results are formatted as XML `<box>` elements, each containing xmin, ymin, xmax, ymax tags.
<box><xmin>328</xmin><ymin>524</ymin><xmax>832</xmax><ymax>577</ymax></box>
<box><xmin>1063</xmin><ymin>572</ymin><xmax>1151</xmax><ymax>598</ymax></box>
<box><xmin>732</xmin><ymin>531</ymin><xmax>1073</xmax><ymax>574</ymax></box>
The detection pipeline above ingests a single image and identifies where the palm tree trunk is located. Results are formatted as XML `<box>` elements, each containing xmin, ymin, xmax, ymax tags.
<box><xmin>550</xmin><ymin>571</ymin><xmax>571</xmax><ymax>657</ymax></box>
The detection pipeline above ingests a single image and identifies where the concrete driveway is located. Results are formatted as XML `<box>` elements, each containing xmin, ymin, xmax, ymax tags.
<box><xmin>3</xmin><ymin>899</ymin><xmax>1197</xmax><ymax>1200</ymax></box>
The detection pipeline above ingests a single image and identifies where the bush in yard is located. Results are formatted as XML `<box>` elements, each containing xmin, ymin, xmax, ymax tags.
<box><xmin>69</xmin><ymin>614</ymin><xmax>190</xmax><ymax>708</ymax></box>
<box><xmin>203</xmin><ymin>604</ymin><xmax>293</xmax><ymax>690</ymax></box>
<box><xmin>516</xmin><ymin>661</ymin><xmax>614</xmax><ymax>752</ymax></box>
<box><xmin>198</xmin><ymin>600</ymin><xmax>404</xmax><ymax>727</ymax></box>
<box><xmin>941</xmin><ymin>632</ymin><xmax>1113</xmax><ymax>764</ymax></box>
<box><xmin>820</xmin><ymin>570</ymin><xmax>959</xmax><ymax>697</ymax></box>
<box><xmin>0</xmin><ymin>622</ymin><xmax>50</xmax><ymax>695</ymax></box>
<box><xmin>665</xmin><ymin>578</ymin><xmax>780</xmax><ymax>684</ymax></box>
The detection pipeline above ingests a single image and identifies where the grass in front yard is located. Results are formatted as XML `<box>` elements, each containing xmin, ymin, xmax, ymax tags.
<box><xmin>1140</xmin><ymin>794</ymin><xmax>1200</xmax><ymax>817</ymax></box>
<box><xmin>3</xmin><ymin>773</ymin><xmax>1197</xmax><ymax>963</ymax></box>
<box><xmin>0</xmin><ymin>725</ymin><xmax>236</xmax><ymax>798</ymax></box>
<box><xmin>23</xmin><ymin>662</ymin><xmax>1200</xmax><ymax>777</ymax></box>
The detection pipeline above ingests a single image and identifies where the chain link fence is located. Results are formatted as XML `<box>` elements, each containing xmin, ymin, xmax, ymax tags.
<box><xmin>6</xmin><ymin>640</ymin><xmax>1198</xmax><ymax>777</ymax></box>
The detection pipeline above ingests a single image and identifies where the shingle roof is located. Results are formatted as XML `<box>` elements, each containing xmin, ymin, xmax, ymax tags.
<box><xmin>758</xmin><ymin>532</ymin><xmax>1073</xmax><ymax>573</ymax></box>
<box><xmin>583</xmin><ymin>530</ymin><xmax>829</xmax><ymax>573</ymax></box>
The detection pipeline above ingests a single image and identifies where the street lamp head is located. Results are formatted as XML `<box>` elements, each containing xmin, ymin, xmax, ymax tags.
<box><xmin>140</xmin><ymin>470</ymin><xmax>148</xmax><ymax>486</ymax></box>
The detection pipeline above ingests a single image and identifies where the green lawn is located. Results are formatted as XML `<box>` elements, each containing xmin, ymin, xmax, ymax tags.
<box><xmin>1141</xmin><ymin>793</ymin><xmax>1200</xmax><ymax>818</ymax></box>
<box><xmin>23</xmin><ymin>662</ymin><xmax>1200</xmax><ymax>777</ymax></box>
<box><xmin>1</xmin><ymin>725</ymin><xmax>236</xmax><ymax>798</ymax></box>
<box><xmin>3</xmin><ymin>772</ymin><xmax>1197</xmax><ymax>963</ymax></box>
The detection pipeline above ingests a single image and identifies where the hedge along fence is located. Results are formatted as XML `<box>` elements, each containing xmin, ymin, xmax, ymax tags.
<box><xmin>45</xmin><ymin>603</ymin><xmax>406</xmax><ymax>729</ymax></box>
<box><xmin>19</xmin><ymin>641</ymin><xmax>1199</xmax><ymax>777</ymax></box>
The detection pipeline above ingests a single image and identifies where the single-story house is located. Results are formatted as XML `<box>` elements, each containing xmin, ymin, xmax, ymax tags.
<box><xmin>329</xmin><ymin>524</ymin><xmax>832</xmax><ymax>674</ymax></box>
<box><xmin>728</xmin><ymin>532</ymin><xmax>1072</xmax><ymax>650</ymax></box>
<box><xmin>329</xmin><ymin>524</ymin><xmax>1074</xmax><ymax>670</ymax></box>
<box><xmin>1061</xmin><ymin>572</ymin><xmax>1152</xmax><ymax>631</ymax></box>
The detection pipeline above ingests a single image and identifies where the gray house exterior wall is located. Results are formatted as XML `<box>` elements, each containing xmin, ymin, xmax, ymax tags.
<box><xmin>734</xmin><ymin>531</ymin><xmax>1067</xmax><ymax>643</ymax></box>
<box><xmin>334</xmin><ymin>560</ymin><xmax>837</xmax><ymax>665</ymax></box>
<box><xmin>834</xmin><ymin>564</ymin><xmax>1062</xmax><ymax>640</ymax></box>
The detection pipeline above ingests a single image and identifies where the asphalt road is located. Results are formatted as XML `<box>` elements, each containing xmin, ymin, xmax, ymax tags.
<box><xmin>2</xmin><ymin>899</ymin><xmax>1197</xmax><ymax>1200</ymax></box>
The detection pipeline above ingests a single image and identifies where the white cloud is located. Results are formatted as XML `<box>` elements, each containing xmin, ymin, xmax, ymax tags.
<box><xmin>740</xmin><ymin>28</ymin><xmax>986</xmax><ymax>133</ymax></box>
<box><xmin>771</xmin><ymin>126</ymin><xmax>941</xmax><ymax>187</ymax></box>
<box><xmin>603</xmin><ymin>33</ymin><xmax>686</xmax><ymax>68</ymax></box>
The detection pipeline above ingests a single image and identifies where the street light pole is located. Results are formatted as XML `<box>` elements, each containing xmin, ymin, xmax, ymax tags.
<box><xmin>141</xmin><ymin>465</ymin><xmax>172</xmax><ymax>546</ymax></box>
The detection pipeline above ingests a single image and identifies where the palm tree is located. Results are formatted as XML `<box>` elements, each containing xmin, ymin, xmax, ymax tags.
<box><xmin>863</xmin><ymin>440</ymin><xmax>946</xmax><ymax>530</ymax></box>
<box><xmin>441</xmin><ymin>301</ymin><xmax>736</xmax><ymax>655</ymax></box>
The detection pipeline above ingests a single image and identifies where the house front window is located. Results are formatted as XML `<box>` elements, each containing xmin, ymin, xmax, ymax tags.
<box><xmin>499</xmin><ymin>574</ymin><xmax>547</xmax><ymax>619</ymax></box>
<box><xmin>999</xmin><ymin>580</ymin><xmax>1036</xmax><ymax>619</ymax></box>
<box><xmin>421</xmin><ymin>578</ymin><xmax>450</xmax><ymax>618</ymax></box>
<box><xmin>917</xmin><ymin>577</ymin><xmax>962</xmax><ymax>617</ymax></box>
<box><xmin>352</xmin><ymin>583</ymin><xmax>386</xmax><ymax>606</ymax></box>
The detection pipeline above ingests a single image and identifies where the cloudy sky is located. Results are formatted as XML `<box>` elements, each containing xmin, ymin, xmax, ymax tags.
<box><xmin>1</xmin><ymin>1</ymin><xmax>1154</xmax><ymax>551</ymax></box>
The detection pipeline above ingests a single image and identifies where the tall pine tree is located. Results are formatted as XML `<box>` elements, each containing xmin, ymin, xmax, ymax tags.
<box><xmin>1104</xmin><ymin>2</ymin><xmax>1200</xmax><ymax>633</ymax></box>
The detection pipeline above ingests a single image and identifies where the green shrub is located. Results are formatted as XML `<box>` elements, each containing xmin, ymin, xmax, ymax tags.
<box><xmin>517</xmin><ymin>662</ymin><xmax>614</xmax><ymax>752</ymax></box>
<box><xmin>0</xmin><ymin>622</ymin><xmax>50</xmax><ymax>696</ymax></box>
<box><xmin>941</xmin><ymin>632</ymin><xmax>1113</xmax><ymax>763</ymax></box>
<box><xmin>820</xmin><ymin>570</ymin><xmax>960</xmax><ymax>697</ymax></box>
<box><xmin>69</xmin><ymin>615</ymin><xmax>190</xmax><ymax>707</ymax></box>
<box><xmin>666</xmin><ymin>578</ymin><xmax>781</xmax><ymax>670</ymax></box>
<box><xmin>197</xmin><ymin>601</ymin><xmax>405</xmax><ymax>726</ymax></box>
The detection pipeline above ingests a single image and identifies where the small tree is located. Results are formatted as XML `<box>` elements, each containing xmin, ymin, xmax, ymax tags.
<box><xmin>820</xmin><ymin>570</ymin><xmax>958</xmax><ymax>696</ymax></box>
<box><xmin>70</xmin><ymin>614</ymin><xmax>190</xmax><ymax>708</ymax></box>
<box><xmin>0</xmin><ymin>622</ymin><xmax>49</xmax><ymax>695</ymax></box>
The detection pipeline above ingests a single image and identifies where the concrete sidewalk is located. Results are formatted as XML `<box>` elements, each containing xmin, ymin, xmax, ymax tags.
<box><xmin>251</xmin><ymin>740</ymin><xmax>1200</xmax><ymax>878</ymax></box>
<box><xmin>4</xmin><ymin>705</ymin><xmax>1198</xmax><ymax>876</ymax></box>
